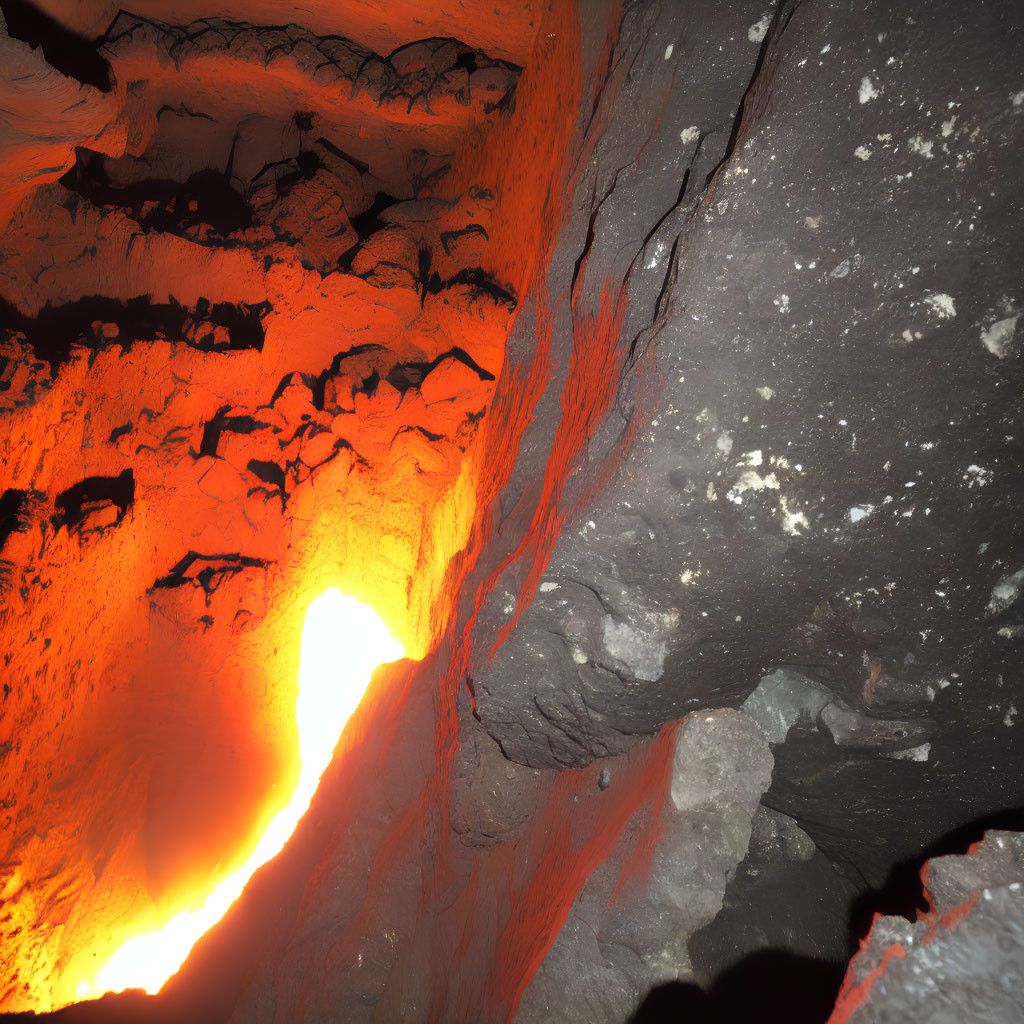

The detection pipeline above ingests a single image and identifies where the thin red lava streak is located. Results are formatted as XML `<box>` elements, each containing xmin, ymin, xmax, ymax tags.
<box><xmin>491</xmin><ymin>722</ymin><xmax>681</xmax><ymax>1020</ymax></box>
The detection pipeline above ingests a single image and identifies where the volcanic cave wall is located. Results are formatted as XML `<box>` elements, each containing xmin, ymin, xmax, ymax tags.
<box><xmin>0</xmin><ymin>0</ymin><xmax>557</xmax><ymax>1008</ymax></box>
<box><xmin>2</xmin><ymin>0</ymin><xmax>1024</xmax><ymax>1022</ymax></box>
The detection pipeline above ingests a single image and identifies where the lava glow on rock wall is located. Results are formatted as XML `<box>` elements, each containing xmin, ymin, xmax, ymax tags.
<box><xmin>0</xmin><ymin>0</ymin><xmax>584</xmax><ymax>1012</ymax></box>
<box><xmin>78</xmin><ymin>588</ymin><xmax>403</xmax><ymax>999</ymax></box>
<box><xmin>0</xmin><ymin>0</ymin><xmax>528</xmax><ymax>1005</ymax></box>
<box><xmin>3</xmin><ymin>0</ymin><xmax>1023</xmax><ymax>1018</ymax></box>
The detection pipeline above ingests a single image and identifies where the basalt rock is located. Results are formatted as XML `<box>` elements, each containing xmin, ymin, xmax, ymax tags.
<box><xmin>828</xmin><ymin>830</ymin><xmax>1024</xmax><ymax>1023</ymax></box>
<box><xmin>1</xmin><ymin>0</ymin><xmax>1022</xmax><ymax>1021</ymax></box>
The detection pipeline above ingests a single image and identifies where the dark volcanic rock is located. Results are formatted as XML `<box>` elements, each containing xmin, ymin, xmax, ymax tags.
<box><xmin>829</xmin><ymin>830</ymin><xmax>1024</xmax><ymax>1023</ymax></box>
<box><xmin>515</xmin><ymin>710</ymin><xmax>773</xmax><ymax>1023</ymax></box>
<box><xmin>472</xmin><ymin>0</ymin><xmax>1024</xmax><ymax>895</ymax></box>
<box><xmin>472</xmin><ymin>0</ymin><xmax>785</xmax><ymax>768</ymax></box>
<box><xmin>688</xmin><ymin>804</ymin><xmax>857</xmax><ymax>995</ymax></box>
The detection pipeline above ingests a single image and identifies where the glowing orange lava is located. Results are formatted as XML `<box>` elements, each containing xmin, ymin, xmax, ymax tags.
<box><xmin>76</xmin><ymin>588</ymin><xmax>404</xmax><ymax>999</ymax></box>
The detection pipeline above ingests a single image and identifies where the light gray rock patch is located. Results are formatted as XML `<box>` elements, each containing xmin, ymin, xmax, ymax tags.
<box><xmin>740</xmin><ymin>668</ymin><xmax>832</xmax><ymax>744</ymax></box>
<box><xmin>838</xmin><ymin>831</ymin><xmax>1024</xmax><ymax>1024</ymax></box>
<box><xmin>981</xmin><ymin>314</ymin><xmax>1019</xmax><ymax>358</ymax></box>
<box><xmin>743</xmin><ymin>667</ymin><xmax>933</xmax><ymax>753</ymax></box>
<box><xmin>602</xmin><ymin>615</ymin><xmax>668</xmax><ymax>682</ymax></box>
<box><xmin>987</xmin><ymin>568</ymin><xmax>1024</xmax><ymax>616</ymax></box>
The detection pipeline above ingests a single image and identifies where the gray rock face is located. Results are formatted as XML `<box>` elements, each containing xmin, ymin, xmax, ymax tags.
<box><xmin>741</xmin><ymin>667</ymin><xmax>933</xmax><ymax>753</ymax></box>
<box><xmin>471</xmin><ymin>0</ymin><xmax>1024</xmax><ymax>903</ymax></box>
<box><xmin>515</xmin><ymin>710</ymin><xmax>773</xmax><ymax>1024</ymax></box>
<box><xmin>476</xmin><ymin>0</ymin><xmax>1024</xmax><ymax>790</ymax></box>
<box><xmin>831</xmin><ymin>831</ymin><xmax>1024</xmax><ymax>1024</ymax></box>
<box><xmin>472</xmin><ymin>0</ymin><xmax>778</xmax><ymax>770</ymax></box>
<box><xmin>741</xmin><ymin>668</ymin><xmax>833</xmax><ymax>745</ymax></box>
<box><xmin>688</xmin><ymin>803</ymin><xmax>857</xmax><ymax>990</ymax></box>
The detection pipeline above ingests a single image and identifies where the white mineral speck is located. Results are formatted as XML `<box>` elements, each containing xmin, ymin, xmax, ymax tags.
<box><xmin>925</xmin><ymin>292</ymin><xmax>956</xmax><ymax>319</ymax></box>
<box><xmin>859</xmin><ymin>76</ymin><xmax>880</xmax><ymax>103</ymax></box>
<box><xmin>727</xmin><ymin>469</ymin><xmax>779</xmax><ymax>503</ymax></box>
<box><xmin>645</xmin><ymin>239</ymin><xmax>668</xmax><ymax>270</ymax></box>
<box><xmin>780</xmin><ymin>496</ymin><xmax>809</xmax><ymax>535</ymax></box>
<box><xmin>964</xmin><ymin>464</ymin><xmax>992</xmax><ymax>488</ymax></box>
<box><xmin>680</xmin><ymin>125</ymin><xmax>700</xmax><ymax>144</ymax></box>
<box><xmin>748</xmin><ymin>14</ymin><xmax>771</xmax><ymax>43</ymax></box>
<box><xmin>909</xmin><ymin>135</ymin><xmax>935</xmax><ymax>158</ymax></box>
<box><xmin>889</xmin><ymin>742</ymin><xmax>931</xmax><ymax>762</ymax></box>
<box><xmin>757</xmin><ymin>386</ymin><xmax>775</xmax><ymax>400</ymax></box>
<box><xmin>981</xmin><ymin>315</ymin><xmax>1019</xmax><ymax>358</ymax></box>
<box><xmin>987</xmin><ymin>569</ymin><xmax>1024</xmax><ymax>616</ymax></box>
<box><xmin>854</xmin><ymin>145</ymin><xmax>872</xmax><ymax>160</ymax></box>
<box><xmin>664</xmin><ymin>43</ymin><xmax>674</xmax><ymax>60</ymax></box>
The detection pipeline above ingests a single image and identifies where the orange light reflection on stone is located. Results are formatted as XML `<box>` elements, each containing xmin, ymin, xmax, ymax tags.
<box><xmin>76</xmin><ymin>587</ymin><xmax>403</xmax><ymax>999</ymax></box>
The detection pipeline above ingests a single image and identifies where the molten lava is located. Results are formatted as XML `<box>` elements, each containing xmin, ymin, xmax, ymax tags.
<box><xmin>76</xmin><ymin>588</ymin><xmax>404</xmax><ymax>999</ymax></box>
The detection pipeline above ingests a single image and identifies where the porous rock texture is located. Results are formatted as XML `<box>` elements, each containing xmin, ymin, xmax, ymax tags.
<box><xmin>1</xmin><ymin>0</ymin><xmax>1023</xmax><ymax>1021</ymax></box>
<box><xmin>0</xmin><ymin>0</ymin><xmax>522</xmax><ymax>1008</ymax></box>
<box><xmin>828</xmin><ymin>830</ymin><xmax>1024</xmax><ymax>1023</ymax></box>
<box><xmin>515</xmin><ymin>711</ymin><xmax>774</xmax><ymax>1023</ymax></box>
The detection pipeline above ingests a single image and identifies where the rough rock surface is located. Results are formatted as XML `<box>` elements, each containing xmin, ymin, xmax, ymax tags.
<box><xmin>516</xmin><ymin>711</ymin><xmax>773</xmax><ymax>1023</ymax></box>
<box><xmin>29</xmin><ymin>0</ymin><xmax>538</xmax><ymax>67</ymax></box>
<box><xmin>686</xmin><ymin>802</ymin><xmax>856</xmax><ymax>994</ymax></box>
<box><xmin>0</xmin><ymin>0</ymin><xmax>1023</xmax><ymax>1021</ymax></box>
<box><xmin>828</xmin><ymin>830</ymin><xmax>1024</xmax><ymax>1023</ymax></box>
<box><xmin>471</xmin><ymin>0</ymin><xmax>1024</xmax><ymax>892</ymax></box>
<box><xmin>0</xmin><ymin>9</ymin><xmax>125</xmax><ymax>224</ymax></box>
<box><xmin>0</xmin><ymin>2</ymin><xmax>521</xmax><ymax>1009</ymax></box>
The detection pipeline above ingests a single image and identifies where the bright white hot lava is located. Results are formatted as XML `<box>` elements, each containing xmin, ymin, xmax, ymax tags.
<box><xmin>77</xmin><ymin>588</ymin><xmax>404</xmax><ymax>999</ymax></box>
